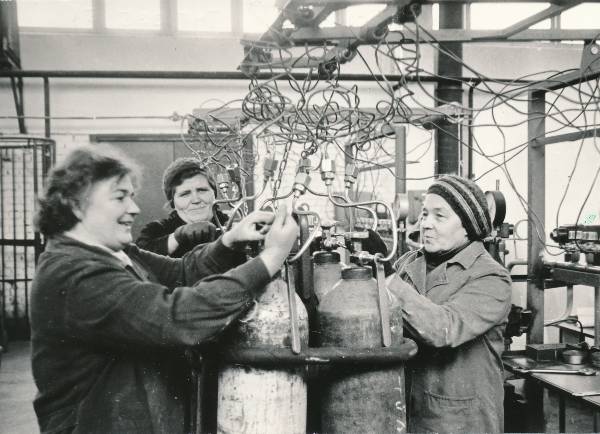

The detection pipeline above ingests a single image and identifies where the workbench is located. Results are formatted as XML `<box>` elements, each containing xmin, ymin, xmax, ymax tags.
<box><xmin>503</xmin><ymin>351</ymin><xmax>600</xmax><ymax>432</ymax></box>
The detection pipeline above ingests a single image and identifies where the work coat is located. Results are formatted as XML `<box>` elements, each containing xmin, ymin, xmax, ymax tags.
<box><xmin>387</xmin><ymin>241</ymin><xmax>512</xmax><ymax>433</ymax></box>
<box><xmin>30</xmin><ymin>235</ymin><xmax>271</xmax><ymax>434</ymax></box>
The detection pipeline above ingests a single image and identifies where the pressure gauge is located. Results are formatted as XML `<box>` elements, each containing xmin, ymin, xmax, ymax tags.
<box><xmin>484</xmin><ymin>190</ymin><xmax>507</xmax><ymax>228</ymax></box>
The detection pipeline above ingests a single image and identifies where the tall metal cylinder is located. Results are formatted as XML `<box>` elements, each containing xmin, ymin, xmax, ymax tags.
<box><xmin>308</xmin><ymin>250</ymin><xmax>344</xmax><ymax>433</ymax></box>
<box><xmin>217</xmin><ymin>277</ymin><xmax>309</xmax><ymax>434</ymax></box>
<box><xmin>311</xmin><ymin>250</ymin><xmax>343</xmax><ymax>347</ymax></box>
<box><xmin>319</xmin><ymin>266</ymin><xmax>406</xmax><ymax>433</ymax></box>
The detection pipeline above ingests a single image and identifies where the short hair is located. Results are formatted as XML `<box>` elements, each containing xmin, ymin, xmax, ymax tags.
<box><xmin>162</xmin><ymin>157</ymin><xmax>217</xmax><ymax>207</ymax></box>
<box><xmin>35</xmin><ymin>146</ymin><xmax>141</xmax><ymax>237</ymax></box>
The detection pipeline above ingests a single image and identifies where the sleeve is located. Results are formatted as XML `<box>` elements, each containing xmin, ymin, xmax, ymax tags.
<box><xmin>135</xmin><ymin>220</ymin><xmax>171</xmax><ymax>256</ymax></box>
<box><xmin>131</xmin><ymin>238</ymin><xmax>247</xmax><ymax>288</ymax></box>
<box><xmin>62</xmin><ymin>254</ymin><xmax>272</xmax><ymax>351</ymax></box>
<box><xmin>387</xmin><ymin>267</ymin><xmax>512</xmax><ymax>348</ymax></box>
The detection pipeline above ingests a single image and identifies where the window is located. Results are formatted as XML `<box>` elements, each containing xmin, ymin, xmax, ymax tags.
<box><xmin>105</xmin><ymin>0</ymin><xmax>161</xmax><ymax>30</ymax></box>
<box><xmin>178</xmin><ymin>0</ymin><xmax>231</xmax><ymax>32</ymax></box>
<box><xmin>345</xmin><ymin>4</ymin><xmax>388</xmax><ymax>27</ymax></box>
<box><xmin>561</xmin><ymin>3</ymin><xmax>600</xmax><ymax>29</ymax></box>
<box><xmin>470</xmin><ymin>3</ymin><xmax>551</xmax><ymax>30</ymax></box>
<box><xmin>17</xmin><ymin>0</ymin><xmax>93</xmax><ymax>29</ymax></box>
<box><xmin>243</xmin><ymin>0</ymin><xmax>279</xmax><ymax>33</ymax></box>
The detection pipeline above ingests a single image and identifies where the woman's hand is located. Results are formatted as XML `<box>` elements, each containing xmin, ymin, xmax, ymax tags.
<box><xmin>260</xmin><ymin>204</ymin><xmax>299</xmax><ymax>277</ymax></box>
<box><xmin>221</xmin><ymin>210</ymin><xmax>275</xmax><ymax>249</ymax></box>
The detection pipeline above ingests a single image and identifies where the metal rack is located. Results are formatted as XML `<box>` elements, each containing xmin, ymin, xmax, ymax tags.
<box><xmin>517</xmin><ymin>46</ymin><xmax>600</xmax><ymax>432</ymax></box>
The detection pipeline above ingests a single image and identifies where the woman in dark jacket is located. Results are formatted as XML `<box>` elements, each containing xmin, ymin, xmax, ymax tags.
<box><xmin>136</xmin><ymin>158</ymin><xmax>229</xmax><ymax>257</ymax></box>
<box><xmin>30</xmin><ymin>146</ymin><xmax>299</xmax><ymax>434</ymax></box>
<box><xmin>387</xmin><ymin>175</ymin><xmax>512</xmax><ymax>433</ymax></box>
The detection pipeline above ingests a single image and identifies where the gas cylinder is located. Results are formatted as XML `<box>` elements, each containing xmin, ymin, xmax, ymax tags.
<box><xmin>216</xmin><ymin>276</ymin><xmax>309</xmax><ymax>434</ymax></box>
<box><xmin>318</xmin><ymin>265</ymin><xmax>406</xmax><ymax>433</ymax></box>
<box><xmin>307</xmin><ymin>250</ymin><xmax>344</xmax><ymax>433</ymax></box>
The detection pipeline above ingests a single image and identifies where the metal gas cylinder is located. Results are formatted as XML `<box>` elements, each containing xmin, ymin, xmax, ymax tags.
<box><xmin>311</xmin><ymin>250</ymin><xmax>343</xmax><ymax>348</ymax></box>
<box><xmin>217</xmin><ymin>276</ymin><xmax>309</xmax><ymax>434</ymax></box>
<box><xmin>318</xmin><ymin>265</ymin><xmax>406</xmax><ymax>433</ymax></box>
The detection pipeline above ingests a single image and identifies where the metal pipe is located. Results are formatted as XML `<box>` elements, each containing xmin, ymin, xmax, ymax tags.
<box><xmin>327</xmin><ymin>186</ymin><xmax>398</xmax><ymax>261</ymax></box>
<box><xmin>225</xmin><ymin>181</ymin><xmax>268</xmax><ymax>231</ymax></box>
<box><xmin>43</xmin><ymin>77</ymin><xmax>50</xmax><ymax>138</ymax></box>
<box><xmin>0</xmin><ymin>69</ymin><xmax>518</xmax><ymax>83</ymax></box>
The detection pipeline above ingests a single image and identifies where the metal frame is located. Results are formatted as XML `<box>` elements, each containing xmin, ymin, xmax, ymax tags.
<box><xmin>240</xmin><ymin>0</ymin><xmax>600</xmax><ymax>71</ymax></box>
<box><xmin>522</xmin><ymin>48</ymin><xmax>600</xmax><ymax>433</ymax></box>
<box><xmin>0</xmin><ymin>136</ymin><xmax>55</xmax><ymax>344</ymax></box>
<box><xmin>0</xmin><ymin>69</ymin><xmax>514</xmax><ymax>138</ymax></box>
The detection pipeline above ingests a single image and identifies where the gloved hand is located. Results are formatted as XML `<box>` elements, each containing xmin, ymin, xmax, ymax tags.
<box><xmin>173</xmin><ymin>221</ymin><xmax>218</xmax><ymax>247</ymax></box>
<box><xmin>363</xmin><ymin>229</ymin><xmax>393</xmax><ymax>277</ymax></box>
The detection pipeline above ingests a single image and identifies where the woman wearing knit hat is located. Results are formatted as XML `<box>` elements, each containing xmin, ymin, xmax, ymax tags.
<box><xmin>387</xmin><ymin>174</ymin><xmax>512</xmax><ymax>433</ymax></box>
<box><xmin>136</xmin><ymin>157</ymin><xmax>229</xmax><ymax>257</ymax></box>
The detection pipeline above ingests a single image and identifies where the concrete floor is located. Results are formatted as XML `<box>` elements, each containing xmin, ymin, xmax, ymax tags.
<box><xmin>0</xmin><ymin>341</ymin><xmax>39</xmax><ymax>434</ymax></box>
<box><xmin>0</xmin><ymin>340</ymin><xmax>597</xmax><ymax>433</ymax></box>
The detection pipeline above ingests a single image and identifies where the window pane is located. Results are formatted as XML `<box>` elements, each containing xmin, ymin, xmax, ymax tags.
<box><xmin>178</xmin><ymin>0</ymin><xmax>231</xmax><ymax>32</ymax></box>
<box><xmin>470</xmin><ymin>3</ymin><xmax>550</xmax><ymax>30</ymax></box>
<box><xmin>318</xmin><ymin>11</ymin><xmax>336</xmax><ymax>28</ymax></box>
<box><xmin>17</xmin><ymin>0</ymin><xmax>93</xmax><ymax>28</ymax></box>
<box><xmin>345</xmin><ymin>4</ymin><xmax>387</xmax><ymax>27</ymax></box>
<box><xmin>105</xmin><ymin>0</ymin><xmax>161</xmax><ymax>30</ymax></box>
<box><xmin>244</xmin><ymin>0</ymin><xmax>279</xmax><ymax>33</ymax></box>
<box><xmin>561</xmin><ymin>4</ymin><xmax>600</xmax><ymax>29</ymax></box>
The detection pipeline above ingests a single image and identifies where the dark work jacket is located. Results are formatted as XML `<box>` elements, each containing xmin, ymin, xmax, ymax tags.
<box><xmin>387</xmin><ymin>242</ymin><xmax>512</xmax><ymax>434</ymax></box>
<box><xmin>136</xmin><ymin>209</ymin><xmax>229</xmax><ymax>258</ymax></box>
<box><xmin>30</xmin><ymin>235</ymin><xmax>271</xmax><ymax>434</ymax></box>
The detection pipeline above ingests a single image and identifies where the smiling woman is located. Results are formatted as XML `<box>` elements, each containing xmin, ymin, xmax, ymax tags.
<box><xmin>29</xmin><ymin>145</ymin><xmax>300</xmax><ymax>434</ymax></box>
<box><xmin>135</xmin><ymin>157</ymin><xmax>229</xmax><ymax>257</ymax></box>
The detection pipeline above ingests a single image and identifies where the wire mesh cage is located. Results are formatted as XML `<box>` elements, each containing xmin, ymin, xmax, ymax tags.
<box><xmin>0</xmin><ymin>136</ymin><xmax>55</xmax><ymax>344</ymax></box>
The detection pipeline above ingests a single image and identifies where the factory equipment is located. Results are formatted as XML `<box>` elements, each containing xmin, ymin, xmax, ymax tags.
<box><xmin>550</xmin><ymin>224</ymin><xmax>600</xmax><ymax>265</ymax></box>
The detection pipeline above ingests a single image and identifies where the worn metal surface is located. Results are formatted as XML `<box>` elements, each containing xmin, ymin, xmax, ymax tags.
<box><xmin>217</xmin><ymin>277</ymin><xmax>309</xmax><ymax>434</ymax></box>
<box><xmin>319</xmin><ymin>267</ymin><xmax>406</xmax><ymax>433</ymax></box>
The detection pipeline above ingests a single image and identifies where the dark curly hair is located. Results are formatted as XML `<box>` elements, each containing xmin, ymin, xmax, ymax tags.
<box><xmin>35</xmin><ymin>146</ymin><xmax>141</xmax><ymax>237</ymax></box>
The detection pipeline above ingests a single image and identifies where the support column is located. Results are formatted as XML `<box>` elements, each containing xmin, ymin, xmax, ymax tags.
<box><xmin>525</xmin><ymin>89</ymin><xmax>546</xmax><ymax>433</ymax></box>
<box><xmin>435</xmin><ymin>4</ymin><xmax>464</xmax><ymax>176</ymax></box>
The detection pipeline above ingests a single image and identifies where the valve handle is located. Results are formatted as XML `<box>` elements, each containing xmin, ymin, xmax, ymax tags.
<box><xmin>375</xmin><ymin>258</ymin><xmax>392</xmax><ymax>347</ymax></box>
<box><xmin>285</xmin><ymin>262</ymin><xmax>301</xmax><ymax>354</ymax></box>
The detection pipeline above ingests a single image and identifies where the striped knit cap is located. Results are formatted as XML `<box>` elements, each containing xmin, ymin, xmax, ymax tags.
<box><xmin>427</xmin><ymin>175</ymin><xmax>492</xmax><ymax>240</ymax></box>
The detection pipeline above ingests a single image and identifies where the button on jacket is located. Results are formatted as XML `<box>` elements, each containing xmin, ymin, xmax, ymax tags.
<box><xmin>31</xmin><ymin>235</ymin><xmax>271</xmax><ymax>434</ymax></box>
<box><xmin>387</xmin><ymin>241</ymin><xmax>512</xmax><ymax>433</ymax></box>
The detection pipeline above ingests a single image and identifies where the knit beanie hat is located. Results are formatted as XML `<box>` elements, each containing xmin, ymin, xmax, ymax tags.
<box><xmin>162</xmin><ymin>158</ymin><xmax>217</xmax><ymax>203</ymax></box>
<box><xmin>427</xmin><ymin>175</ymin><xmax>492</xmax><ymax>241</ymax></box>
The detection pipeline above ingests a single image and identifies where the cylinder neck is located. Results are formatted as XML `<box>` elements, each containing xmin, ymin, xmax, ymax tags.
<box><xmin>314</xmin><ymin>250</ymin><xmax>340</xmax><ymax>265</ymax></box>
<box><xmin>341</xmin><ymin>266</ymin><xmax>372</xmax><ymax>280</ymax></box>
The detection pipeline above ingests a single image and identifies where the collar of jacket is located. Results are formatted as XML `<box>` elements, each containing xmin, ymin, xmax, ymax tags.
<box><xmin>403</xmin><ymin>241</ymin><xmax>487</xmax><ymax>294</ymax></box>
<box><xmin>45</xmin><ymin>235</ymin><xmax>148</xmax><ymax>278</ymax></box>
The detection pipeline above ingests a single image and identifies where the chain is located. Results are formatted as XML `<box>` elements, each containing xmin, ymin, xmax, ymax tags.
<box><xmin>271</xmin><ymin>139</ymin><xmax>292</xmax><ymax>203</ymax></box>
